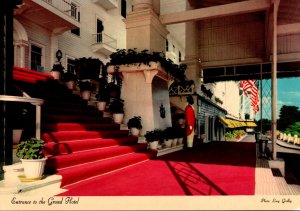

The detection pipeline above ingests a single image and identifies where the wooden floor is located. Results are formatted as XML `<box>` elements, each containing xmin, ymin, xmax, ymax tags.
<box><xmin>255</xmin><ymin>158</ymin><xmax>300</xmax><ymax>195</ymax></box>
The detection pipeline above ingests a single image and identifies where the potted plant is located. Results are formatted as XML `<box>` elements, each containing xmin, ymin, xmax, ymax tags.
<box><xmin>75</xmin><ymin>57</ymin><xmax>102</xmax><ymax>80</ymax></box>
<box><xmin>144</xmin><ymin>129</ymin><xmax>162</xmax><ymax>150</ymax></box>
<box><xmin>177</xmin><ymin>126</ymin><xmax>185</xmax><ymax>145</ymax></box>
<box><xmin>78</xmin><ymin>81</ymin><xmax>94</xmax><ymax>100</ymax></box>
<box><xmin>62</xmin><ymin>71</ymin><xmax>78</xmax><ymax>90</ymax></box>
<box><xmin>95</xmin><ymin>89</ymin><xmax>110</xmax><ymax>111</ymax></box>
<box><xmin>109</xmin><ymin>98</ymin><xmax>124</xmax><ymax>123</ymax></box>
<box><xmin>127</xmin><ymin>116</ymin><xmax>142</xmax><ymax>136</ymax></box>
<box><xmin>107</xmin><ymin>49</ymin><xmax>187</xmax><ymax>82</ymax></box>
<box><xmin>175</xmin><ymin>113</ymin><xmax>185</xmax><ymax>126</ymax></box>
<box><xmin>163</xmin><ymin>127</ymin><xmax>175</xmax><ymax>148</ymax></box>
<box><xmin>51</xmin><ymin>63</ymin><xmax>65</xmax><ymax>80</ymax></box>
<box><xmin>15</xmin><ymin>138</ymin><xmax>47</xmax><ymax>179</ymax></box>
<box><xmin>95</xmin><ymin>77</ymin><xmax>109</xmax><ymax>111</ymax></box>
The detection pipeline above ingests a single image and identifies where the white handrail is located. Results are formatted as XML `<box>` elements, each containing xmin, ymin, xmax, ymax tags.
<box><xmin>0</xmin><ymin>95</ymin><xmax>44</xmax><ymax>139</ymax></box>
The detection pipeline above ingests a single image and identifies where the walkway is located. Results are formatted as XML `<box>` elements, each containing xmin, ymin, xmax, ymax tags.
<box><xmin>0</xmin><ymin>136</ymin><xmax>300</xmax><ymax>196</ymax></box>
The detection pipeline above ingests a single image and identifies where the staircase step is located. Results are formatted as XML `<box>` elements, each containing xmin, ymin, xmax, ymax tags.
<box><xmin>43</xmin><ymin>136</ymin><xmax>138</xmax><ymax>155</ymax></box>
<box><xmin>58</xmin><ymin>152</ymin><xmax>153</xmax><ymax>187</ymax></box>
<box><xmin>46</xmin><ymin>144</ymin><xmax>148</xmax><ymax>170</ymax></box>
<box><xmin>43</xmin><ymin>122</ymin><xmax>120</xmax><ymax>132</ymax></box>
<box><xmin>42</xmin><ymin>130</ymin><xmax>129</xmax><ymax>142</ymax></box>
<box><xmin>42</xmin><ymin>114</ymin><xmax>110</xmax><ymax>123</ymax></box>
<box><xmin>42</xmin><ymin>107</ymin><xmax>102</xmax><ymax>117</ymax></box>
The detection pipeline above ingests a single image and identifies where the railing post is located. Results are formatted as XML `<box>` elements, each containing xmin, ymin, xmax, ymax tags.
<box><xmin>36</xmin><ymin>105</ymin><xmax>41</xmax><ymax>139</ymax></box>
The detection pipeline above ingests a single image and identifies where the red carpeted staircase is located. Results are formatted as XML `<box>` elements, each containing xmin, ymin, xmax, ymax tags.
<box><xmin>14</xmin><ymin>68</ymin><xmax>155</xmax><ymax>188</ymax></box>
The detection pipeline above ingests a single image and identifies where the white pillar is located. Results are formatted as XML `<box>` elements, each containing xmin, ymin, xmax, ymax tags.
<box><xmin>19</xmin><ymin>44</ymin><xmax>26</xmax><ymax>68</ymax></box>
<box><xmin>14</xmin><ymin>41</ymin><xmax>28</xmax><ymax>68</ymax></box>
<box><xmin>271</xmin><ymin>0</ymin><xmax>279</xmax><ymax>160</ymax></box>
<box><xmin>132</xmin><ymin>0</ymin><xmax>152</xmax><ymax>11</ymax></box>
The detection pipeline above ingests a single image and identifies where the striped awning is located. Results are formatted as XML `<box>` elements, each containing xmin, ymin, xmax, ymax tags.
<box><xmin>219</xmin><ymin>116</ymin><xmax>257</xmax><ymax>128</ymax></box>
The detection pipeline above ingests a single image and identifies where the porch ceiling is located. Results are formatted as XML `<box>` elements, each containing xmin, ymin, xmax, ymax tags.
<box><xmin>181</xmin><ymin>0</ymin><xmax>300</xmax><ymax>82</ymax></box>
<box><xmin>14</xmin><ymin>0</ymin><xmax>79</xmax><ymax>33</ymax></box>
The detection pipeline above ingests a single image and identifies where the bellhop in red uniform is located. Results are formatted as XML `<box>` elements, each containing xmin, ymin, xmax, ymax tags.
<box><xmin>185</xmin><ymin>95</ymin><xmax>195</xmax><ymax>148</ymax></box>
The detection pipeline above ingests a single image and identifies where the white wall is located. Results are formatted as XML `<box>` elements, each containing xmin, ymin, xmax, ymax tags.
<box><xmin>15</xmin><ymin>17</ymin><xmax>52</xmax><ymax>72</ymax></box>
<box><xmin>58</xmin><ymin>0</ymin><xmax>129</xmax><ymax>65</ymax></box>
<box><xmin>213</xmin><ymin>81</ymin><xmax>240</xmax><ymax>118</ymax></box>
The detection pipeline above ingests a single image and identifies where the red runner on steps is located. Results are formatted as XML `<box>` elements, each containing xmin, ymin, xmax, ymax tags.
<box><xmin>58</xmin><ymin>142</ymin><xmax>256</xmax><ymax>196</ymax></box>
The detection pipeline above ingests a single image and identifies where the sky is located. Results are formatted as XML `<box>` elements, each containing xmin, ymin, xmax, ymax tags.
<box><xmin>255</xmin><ymin>77</ymin><xmax>300</xmax><ymax>120</ymax></box>
<box><xmin>278</xmin><ymin>77</ymin><xmax>300</xmax><ymax>109</ymax></box>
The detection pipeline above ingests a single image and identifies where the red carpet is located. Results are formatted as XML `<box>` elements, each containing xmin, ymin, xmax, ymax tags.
<box><xmin>58</xmin><ymin>142</ymin><xmax>256</xmax><ymax>196</ymax></box>
<box><xmin>15</xmin><ymin>78</ymin><xmax>155</xmax><ymax>189</ymax></box>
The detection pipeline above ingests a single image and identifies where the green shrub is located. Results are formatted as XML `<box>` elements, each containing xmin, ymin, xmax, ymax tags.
<box><xmin>16</xmin><ymin>138</ymin><xmax>45</xmax><ymax>159</ymax></box>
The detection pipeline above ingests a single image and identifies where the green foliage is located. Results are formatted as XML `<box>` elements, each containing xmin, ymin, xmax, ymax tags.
<box><xmin>225</xmin><ymin>130</ymin><xmax>246</xmax><ymax>141</ymax></box>
<box><xmin>278</xmin><ymin>105</ymin><xmax>300</xmax><ymax>131</ymax></box>
<box><xmin>109</xmin><ymin>98</ymin><xmax>124</xmax><ymax>114</ymax></box>
<box><xmin>163</xmin><ymin>127</ymin><xmax>176</xmax><ymax>139</ymax></box>
<box><xmin>107</xmin><ymin>49</ymin><xmax>187</xmax><ymax>82</ymax></box>
<box><xmin>75</xmin><ymin>57</ymin><xmax>103</xmax><ymax>80</ymax></box>
<box><xmin>16</xmin><ymin>138</ymin><xmax>45</xmax><ymax>159</ymax></box>
<box><xmin>245</xmin><ymin>113</ymin><xmax>250</xmax><ymax>120</ymax></box>
<box><xmin>127</xmin><ymin>116</ymin><xmax>142</xmax><ymax>129</ymax></box>
<box><xmin>284</xmin><ymin>122</ymin><xmax>300</xmax><ymax>136</ymax></box>
<box><xmin>255</xmin><ymin>118</ymin><xmax>271</xmax><ymax>134</ymax></box>
<box><xmin>78</xmin><ymin>81</ymin><xmax>94</xmax><ymax>91</ymax></box>
<box><xmin>52</xmin><ymin>63</ymin><xmax>65</xmax><ymax>73</ymax></box>
<box><xmin>144</xmin><ymin>129</ymin><xmax>163</xmax><ymax>142</ymax></box>
<box><xmin>61</xmin><ymin>71</ymin><xmax>78</xmax><ymax>82</ymax></box>
<box><xmin>225</xmin><ymin>132</ymin><xmax>234</xmax><ymax>140</ymax></box>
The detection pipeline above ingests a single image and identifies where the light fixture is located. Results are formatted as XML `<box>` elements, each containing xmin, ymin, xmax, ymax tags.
<box><xmin>56</xmin><ymin>50</ymin><xmax>63</xmax><ymax>62</ymax></box>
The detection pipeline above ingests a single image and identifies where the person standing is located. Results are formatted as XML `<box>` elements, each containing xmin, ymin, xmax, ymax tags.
<box><xmin>185</xmin><ymin>95</ymin><xmax>195</xmax><ymax>148</ymax></box>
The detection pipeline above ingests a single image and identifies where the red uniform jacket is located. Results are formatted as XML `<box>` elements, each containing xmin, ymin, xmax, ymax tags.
<box><xmin>185</xmin><ymin>104</ymin><xmax>195</xmax><ymax>136</ymax></box>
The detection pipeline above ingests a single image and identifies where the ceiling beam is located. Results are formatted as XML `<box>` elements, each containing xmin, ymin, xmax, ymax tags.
<box><xmin>277</xmin><ymin>23</ymin><xmax>300</xmax><ymax>35</ymax></box>
<box><xmin>160</xmin><ymin>0</ymin><xmax>272</xmax><ymax>25</ymax></box>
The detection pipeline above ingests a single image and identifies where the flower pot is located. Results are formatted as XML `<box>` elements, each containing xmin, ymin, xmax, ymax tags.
<box><xmin>172</xmin><ymin>138</ymin><xmax>178</xmax><ymax>147</ymax></box>
<box><xmin>177</xmin><ymin>137</ymin><xmax>183</xmax><ymax>145</ymax></box>
<box><xmin>21</xmin><ymin>157</ymin><xmax>47</xmax><ymax>179</ymax></box>
<box><xmin>51</xmin><ymin>71</ymin><xmax>61</xmax><ymax>80</ymax></box>
<box><xmin>149</xmin><ymin>141</ymin><xmax>159</xmax><ymax>150</ymax></box>
<box><xmin>13</xmin><ymin>129</ymin><xmax>23</xmax><ymax>145</ymax></box>
<box><xmin>65</xmin><ymin>80</ymin><xmax>76</xmax><ymax>90</ymax></box>
<box><xmin>113</xmin><ymin>113</ymin><xmax>124</xmax><ymax>124</ymax></box>
<box><xmin>97</xmin><ymin>101</ymin><xmax>107</xmax><ymax>111</ymax></box>
<box><xmin>81</xmin><ymin>90</ymin><xmax>91</xmax><ymax>100</ymax></box>
<box><xmin>130</xmin><ymin>127</ymin><xmax>140</xmax><ymax>136</ymax></box>
<box><xmin>164</xmin><ymin>139</ymin><xmax>173</xmax><ymax>148</ymax></box>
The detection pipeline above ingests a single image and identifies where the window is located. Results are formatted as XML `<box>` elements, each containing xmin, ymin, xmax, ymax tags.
<box><xmin>179</xmin><ymin>51</ymin><xmax>182</xmax><ymax>62</ymax></box>
<box><xmin>121</xmin><ymin>0</ymin><xmax>127</xmax><ymax>18</ymax></box>
<box><xmin>71</xmin><ymin>27</ymin><xmax>80</xmax><ymax>36</ymax></box>
<box><xmin>70</xmin><ymin>2</ymin><xmax>80</xmax><ymax>21</ymax></box>
<box><xmin>31</xmin><ymin>44</ymin><xmax>42</xmax><ymax>71</ymax></box>
<box><xmin>166</xmin><ymin>40</ymin><xmax>169</xmax><ymax>51</ymax></box>
<box><xmin>67</xmin><ymin>58</ymin><xmax>76</xmax><ymax>74</ymax></box>
<box><xmin>97</xmin><ymin>19</ymin><xmax>104</xmax><ymax>43</ymax></box>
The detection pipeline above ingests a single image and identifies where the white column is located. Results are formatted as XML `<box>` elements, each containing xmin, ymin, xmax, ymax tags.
<box><xmin>271</xmin><ymin>0</ymin><xmax>279</xmax><ymax>160</ymax></box>
<box><xmin>14</xmin><ymin>41</ymin><xmax>28</xmax><ymax>68</ymax></box>
<box><xmin>13</xmin><ymin>45</ymin><xmax>18</xmax><ymax>66</ymax></box>
<box><xmin>132</xmin><ymin>0</ymin><xmax>153</xmax><ymax>11</ymax></box>
<box><xmin>19</xmin><ymin>44</ymin><xmax>26</xmax><ymax>68</ymax></box>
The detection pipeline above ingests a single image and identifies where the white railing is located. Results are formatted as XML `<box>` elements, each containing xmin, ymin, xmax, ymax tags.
<box><xmin>169</xmin><ymin>84</ymin><xmax>194</xmax><ymax>96</ymax></box>
<box><xmin>0</xmin><ymin>95</ymin><xmax>44</xmax><ymax>139</ymax></box>
<box><xmin>42</xmin><ymin>0</ymin><xmax>80</xmax><ymax>22</ymax></box>
<box><xmin>93</xmin><ymin>33</ymin><xmax>117</xmax><ymax>49</ymax></box>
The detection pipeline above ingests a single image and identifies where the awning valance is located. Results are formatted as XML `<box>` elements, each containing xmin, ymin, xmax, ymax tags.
<box><xmin>219</xmin><ymin>116</ymin><xmax>257</xmax><ymax>128</ymax></box>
